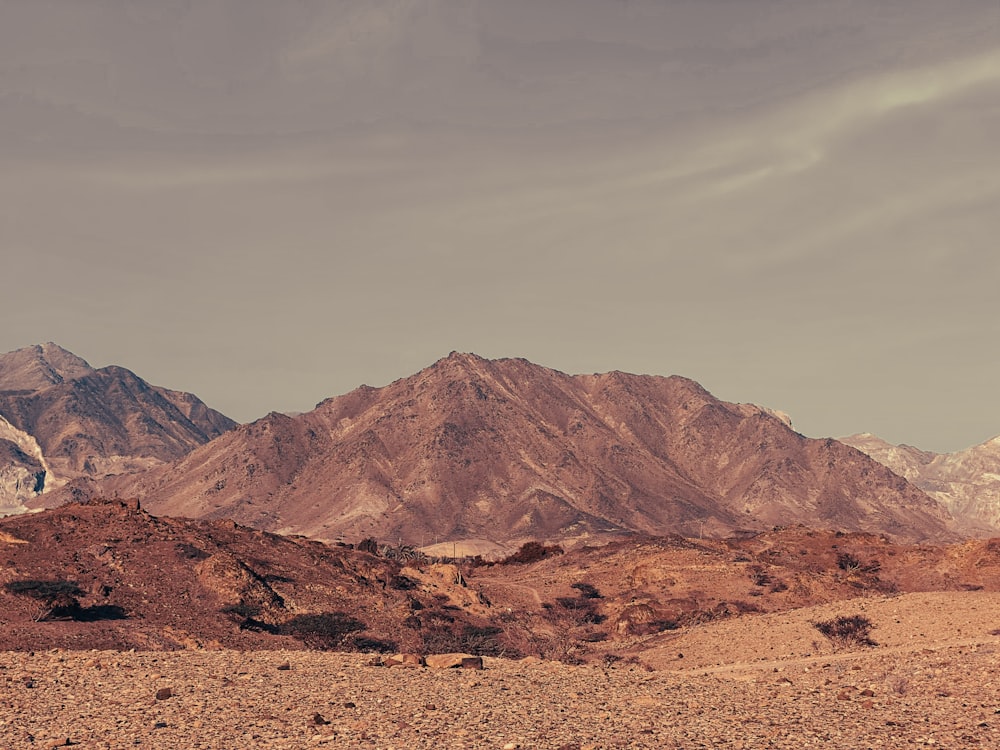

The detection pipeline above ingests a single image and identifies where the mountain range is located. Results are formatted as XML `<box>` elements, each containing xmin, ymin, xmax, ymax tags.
<box><xmin>34</xmin><ymin>350</ymin><xmax>953</xmax><ymax>545</ymax></box>
<box><xmin>0</xmin><ymin>343</ymin><xmax>236</xmax><ymax>515</ymax></box>
<box><xmin>840</xmin><ymin>432</ymin><xmax>1000</xmax><ymax>534</ymax></box>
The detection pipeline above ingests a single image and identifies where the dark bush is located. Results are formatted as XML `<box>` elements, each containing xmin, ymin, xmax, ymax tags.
<box><xmin>5</xmin><ymin>579</ymin><xmax>83</xmax><ymax>600</ymax></box>
<box><xmin>570</xmin><ymin>582</ymin><xmax>602</xmax><ymax>599</ymax></box>
<box><xmin>357</xmin><ymin>538</ymin><xmax>380</xmax><ymax>555</ymax></box>
<box><xmin>350</xmin><ymin>636</ymin><xmax>397</xmax><ymax>653</ymax></box>
<box><xmin>814</xmin><ymin>614</ymin><xmax>877</xmax><ymax>649</ymax></box>
<box><xmin>498</xmin><ymin>542</ymin><xmax>564</xmax><ymax>565</ymax></box>
<box><xmin>5</xmin><ymin>579</ymin><xmax>85</xmax><ymax>621</ymax></box>
<box><xmin>389</xmin><ymin>575</ymin><xmax>417</xmax><ymax>591</ymax></box>
<box><xmin>5</xmin><ymin>580</ymin><xmax>128</xmax><ymax>622</ymax></box>
<box><xmin>749</xmin><ymin>566</ymin><xmax>771</xmax><ymax>586</ymax></box>
<box><xmin>280</xmin><ymin>612</ymin><xmax>366</xmax><ymax>649</ymax></box>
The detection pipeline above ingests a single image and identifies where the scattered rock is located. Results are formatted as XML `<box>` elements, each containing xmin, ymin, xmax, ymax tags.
<box><xmin>155</xmin><ymin>687</ymin><xmax>173</xmax><ymax>701</ymax></box>
<box><xmin>312</xmin><ymin>713</ymin><xmax>330</xmax><ymax>726</ymax></box>
<box><xmin>277</xmin><ymin>662</ymin><xmax>291</xmax><ymax>671</ymax></box>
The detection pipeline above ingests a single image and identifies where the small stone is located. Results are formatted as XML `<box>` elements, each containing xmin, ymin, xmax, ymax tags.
<box><xmin>424</xmin><ymin>703</ymin><xmax>437</xmax><ymax>711</ymax></box>
<box><xmin>155</xmin><ymin>687</ymin><xmax>173</xmax><ymax>700</ymax></box>
<box><xmin>860</xmin><ymin>688</ymin><xmax>875</xmax><ymax>697</ymax></box>
<box><xmin>503</xmin><ymin>743</ymin><xmax>520</xmax><ymax>750</ymax></box>
<box><xmin>344</xmin><ymin>702</ymin><xmax>356</xmax><ymax>708</ymax></box>
<box><xmin>312</xmin><ymin>713</ymin><xmax>330</xmax><ymax>726</ymax></box>
<box><xmin>277</xmin><ymin>662</ymin><xmax>291</xmax><ymax>671</ymax></box>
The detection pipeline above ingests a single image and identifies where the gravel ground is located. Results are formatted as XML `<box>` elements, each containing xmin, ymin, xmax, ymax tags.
<box><xmin>1</xmin><ymin>643</ymin><xmax>997</xmax><ymax>749</ymax></box>
<box><xmin>2</xmin><ymin>592</ymin><xmax>998</xmax><ymax>749</ymax></box>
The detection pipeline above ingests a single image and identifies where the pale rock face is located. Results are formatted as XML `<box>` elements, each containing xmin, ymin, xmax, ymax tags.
<box><xmin>840</xmin><ymin>433</ymin><xmax>1000</xmax><ymax>532</ymax></box>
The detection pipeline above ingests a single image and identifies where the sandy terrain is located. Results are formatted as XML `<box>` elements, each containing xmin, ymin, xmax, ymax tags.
<box><xmin>2</xmin><ymin>591</ymin><xmax>997</xmax><ymax>749</ymax></box>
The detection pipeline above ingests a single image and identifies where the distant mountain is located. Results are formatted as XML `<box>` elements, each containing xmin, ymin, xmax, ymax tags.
<box><xmin>44</xmin><ymin>352</ymin><xmax>953</xmax><ymax>544</ymax></box>
<box><xmin>840</xmin><ymin>432</ymin><xmax>1000</xmax><ymax>533</ymax></box>
<box><xmin>0</xmin><ymin>343</ymin><xmax>236</xmax><ymax>515</ymax></box>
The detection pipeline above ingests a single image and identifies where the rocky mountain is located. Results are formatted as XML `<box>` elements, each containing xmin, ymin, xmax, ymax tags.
<box><xmin>840</xmin><ymin>432</ymin><xmax>1000</xmax><ymax>533</ymax></box>
<box><xmin>41</xmin><ymin>352</ymin><xmax>952</xmax><ymax>545</ymax></box>
<box><xmin>0</xmin><ymin>343</ymin><xmax>237</xmax><ymax>515</ymax></box>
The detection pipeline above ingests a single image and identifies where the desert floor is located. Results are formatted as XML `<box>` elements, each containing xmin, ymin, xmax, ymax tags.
<box><xmin>2</xmin><ymin>591</ymin><xmax>998</xmax><ymax>749</ymax></box>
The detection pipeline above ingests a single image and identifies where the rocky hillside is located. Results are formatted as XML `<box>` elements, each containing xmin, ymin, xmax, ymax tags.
<box><xmin>0</xmin><ymin>343</ymin><xmax>236</xmax><ymax>515</ymax></box>
<box><xmin>42</xmin><ymin>352</ymin><xmax>952</xmax><ymax>544</ymax></box>
<box><xmin>841</xmin><ymin>432</ymin><xmax>1000</xmax><ymax>533</ymax></box>
<box><xmin>0</xmin><ymin>499</ymin><xmax>491</xmax><ymax>653</ymax></box>
<box><xmin>2</xmin><ymin>500</ymin><xmax>998</xmax><ymax>660</ymax></box>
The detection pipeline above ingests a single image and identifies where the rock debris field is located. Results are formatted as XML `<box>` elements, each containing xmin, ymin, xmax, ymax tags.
<box><xmin>2</xmin><ymin>592</ymin><xmax>998</xmax><ymax>749</ymax></box>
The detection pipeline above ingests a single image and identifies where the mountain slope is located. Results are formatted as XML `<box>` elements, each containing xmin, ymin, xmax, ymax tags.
<box><xmin>841</xmin><ymin>432</ymin><xmax>1000</xmax><ymax>532</ymax></box>
<box><xmin>0</xmin><ymin>343</ymin><xmax>236</xmax><ymax>514</ymax></box>
<box><xmin>45</xmin><ymin>353</ymin><xmax>952</xmax><ymax>544</ymax></box>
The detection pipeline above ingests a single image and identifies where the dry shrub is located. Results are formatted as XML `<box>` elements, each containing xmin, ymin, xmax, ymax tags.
<box><xmin>498</xmin><ymin>542</ymin><xmax>564</xmax><ymax>565</ymax></box>
<box><xmin>814</xmin><ymin>614</ymin><xmax>877</xmax><ymax>649</ymax></box>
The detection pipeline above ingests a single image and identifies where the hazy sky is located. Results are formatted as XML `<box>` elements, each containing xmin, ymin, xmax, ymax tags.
<box><xmin>2</xmin><ymin>1</ymin><xmax>999</xmax><ymax>453</ymax></box>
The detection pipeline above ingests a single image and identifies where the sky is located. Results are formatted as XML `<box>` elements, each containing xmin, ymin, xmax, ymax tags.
<box><xmin>2</xmin><ymin>0</ymin><xmax>999</xmax><ymax>453</ymax></box>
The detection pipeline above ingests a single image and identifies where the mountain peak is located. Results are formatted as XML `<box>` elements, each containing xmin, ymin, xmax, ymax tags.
<box><xmin>0</xmin><ymin>343</ymin><xmax>94</xmax><ymax>391</ymax></box>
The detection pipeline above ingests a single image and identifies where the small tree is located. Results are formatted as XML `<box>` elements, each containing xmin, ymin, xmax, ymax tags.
<box><xmin>4</xmin><ymin>580</ymin><xmax>85</xmax><ymax>622</ymax></box>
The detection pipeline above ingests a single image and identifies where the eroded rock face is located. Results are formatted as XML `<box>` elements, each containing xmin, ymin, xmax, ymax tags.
<box><xmin>0</xmin><ymin>437</ymin><xmax>45</xmax><ymax>515</ymax></box>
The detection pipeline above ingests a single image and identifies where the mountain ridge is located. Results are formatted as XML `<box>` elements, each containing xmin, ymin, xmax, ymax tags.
<box><xmin>40</xmin><ymin>352</ymin><xmax>954</xmax><ymax>544</ymax></box>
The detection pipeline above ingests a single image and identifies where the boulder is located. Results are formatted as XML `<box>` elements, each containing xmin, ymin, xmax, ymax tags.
<box><xmin>425</xmin><ymin>653</ymin><xmax>483</xmax><ymax>670</ymax></box>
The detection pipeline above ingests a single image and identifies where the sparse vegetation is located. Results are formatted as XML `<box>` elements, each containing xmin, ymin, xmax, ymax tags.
<box><xmin>498</xmin><ymin>541</ymin><xmax>565</xmax><ymax>565</ymax></box>
<box><xmin>279</xmin><ymin>612</ymin><xmax>367</xmax><ymax>649</ymax></box>
<box><xmin>813</xmin><ymin>614</ymin><xmax>877</xmax><ymax>649</ymax></box>
<box><xmin>836</xmin><ymin>552</ymin><xmax>881</xmax><ymax>575</ymax></box>
<box><xmin>570</xmin><ymin>582</ymin><xmax>602</xmax><ymax>599</ymax></box>
<box><xmin>3</xmin><ymin>579</ymin><xmax>126</xmax><ymax>622</ymax></box>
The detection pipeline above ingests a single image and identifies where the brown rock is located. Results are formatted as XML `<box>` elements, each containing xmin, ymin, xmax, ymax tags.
<box><xmin>155</xmin><ymin>687</ymin><xmax>173</xmax><ymax>700</ymax></box>
<box><xmin>425</xmin><ymin>653</ymin><xmax>477</xmax><ymax>669</ymax></box>
<box><xmin>385</xmin><ymin>653</ymin><xmax>424</xmax><ymax>667</ymax></box>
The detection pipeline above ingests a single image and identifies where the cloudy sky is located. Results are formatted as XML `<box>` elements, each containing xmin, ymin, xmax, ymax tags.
<box><xmin>2</xmin><ymin>0</ymin><xmax>999</xmax><ymax>452</ymax></box>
